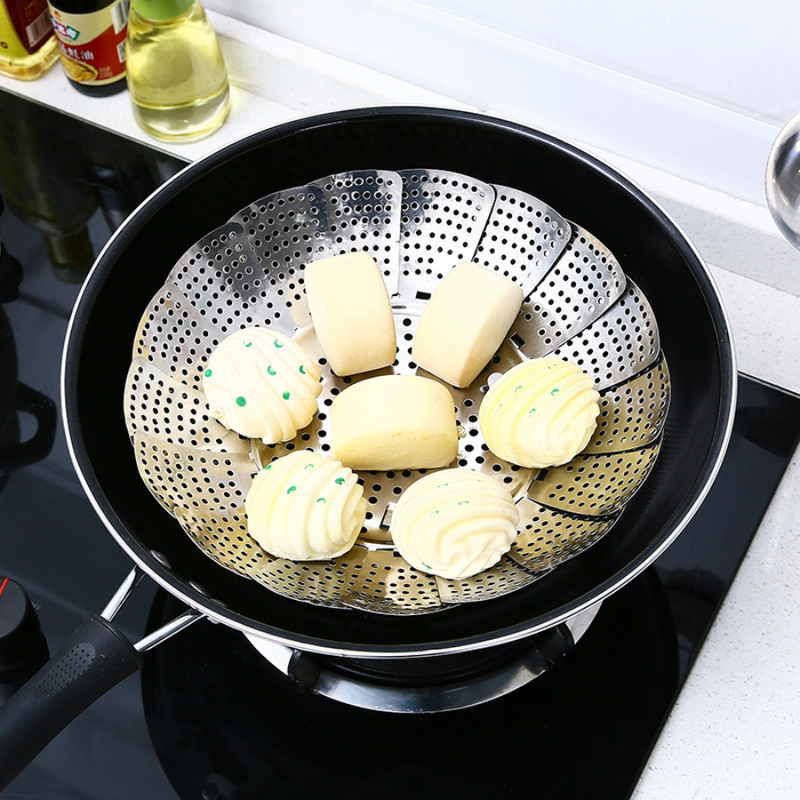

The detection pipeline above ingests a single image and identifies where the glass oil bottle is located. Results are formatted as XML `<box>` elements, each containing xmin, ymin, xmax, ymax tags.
<box><xmin>0</xmin><ymin>0</ymin><xmax>58</xmax><ymax>80</ymax></box>
<box><xmin>126</xmin><ymin>0</ymin><xmax>230</xmax><ymax>143</ymax></box>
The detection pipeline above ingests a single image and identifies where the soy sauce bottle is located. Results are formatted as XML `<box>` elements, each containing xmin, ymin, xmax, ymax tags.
<box><xmin>47</xmin><ymin>0</ymin><xmax>129</xmax><ymax>95</ymax></box>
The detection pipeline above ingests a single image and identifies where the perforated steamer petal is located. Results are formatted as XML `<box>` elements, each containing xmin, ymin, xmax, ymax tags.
<box><xmin>124</xmin><ymin>168</ymin><xmax>671</xmax><ymax>615</ymax></box>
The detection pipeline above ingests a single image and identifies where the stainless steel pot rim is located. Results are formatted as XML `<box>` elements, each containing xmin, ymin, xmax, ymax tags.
<box><xmin>60</xmin><ymin>105</ymin><xmax>738</xmax><ymax>659</ymax></box>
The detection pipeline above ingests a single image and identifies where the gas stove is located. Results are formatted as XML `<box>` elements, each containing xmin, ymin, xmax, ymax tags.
<box><xmin>1</xmin><ymin>89</ymin><xmax>799</xmax><ymax>800</ymax></box>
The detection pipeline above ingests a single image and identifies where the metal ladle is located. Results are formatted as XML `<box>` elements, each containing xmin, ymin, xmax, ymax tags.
<box><xmin>766</xmin><ymin>108</ymin><xmax>800</xmax><ymax>249</ymax></box>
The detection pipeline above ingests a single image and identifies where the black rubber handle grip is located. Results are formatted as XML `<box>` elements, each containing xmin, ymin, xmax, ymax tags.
<box><xmin>0</xmin><ymin>612</ymin><xmax>142</xmax><ymax>790</ymax></box>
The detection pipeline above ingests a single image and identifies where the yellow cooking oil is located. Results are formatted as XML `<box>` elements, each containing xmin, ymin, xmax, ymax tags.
<box><xmin>0</xmin><ymin>35</ymin><xmax>58</xmax><ymax>80</ymax></box>
<box><xmin>0</xmin><ymin>0</ymin><xmax>59</xmax><ymax>80</ymax></box>
<box><xmin>126</xmin><ymin>0</ymin><xmax>230</xmax><ymax>143</ymax></box>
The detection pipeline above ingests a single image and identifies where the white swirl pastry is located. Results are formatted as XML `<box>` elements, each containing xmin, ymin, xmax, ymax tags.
<box><xmin>479</xmin><ymin>357</ymin><xmax>600</xmax><ymax>468</ymax></box>
<box><xmin>390</xmin><ymin>469</ymin><xmax>520</xmax><ymax>580</ymax></box>
<box><xmin>202</xmin><ymin>327</ymin><xmax>322</xmax><ymax>445</ymax></box>
<box><xmin>245</xmin><ymin>450</ymin><xmax>367</xmax><ymax>561</ymax></box>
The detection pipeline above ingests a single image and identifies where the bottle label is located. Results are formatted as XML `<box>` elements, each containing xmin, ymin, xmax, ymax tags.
<box><xmin>48</xmin><ymin>0</ymin><xmax>128</xmax><ymax>85</ymax></box>
<box><xmin>1</xmin><ymin>0</ymin><xmax>53</xmax><ymax>56</ymax></box>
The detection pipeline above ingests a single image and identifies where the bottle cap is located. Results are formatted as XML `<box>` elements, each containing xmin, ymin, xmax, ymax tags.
<box><xmin>131</xmin><ymin>0</ymin><xmax>195</xmax><ymax>21</ymax></box>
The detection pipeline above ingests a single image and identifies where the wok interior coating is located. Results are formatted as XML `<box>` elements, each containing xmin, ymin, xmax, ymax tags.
<box><xmin>67</xmin><ymin>110</ymin><xmax>733</xmax><ymax>654</ymax></box>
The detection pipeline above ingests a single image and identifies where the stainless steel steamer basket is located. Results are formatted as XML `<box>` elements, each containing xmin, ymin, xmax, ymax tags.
<box><xmin>125</xmin><ymin>166</ymin><xmax>672</xmax><ymax>615</ymax></box>
<box><xmin>0</xmin><ymin>107</ymin><xmax>735</xmax><ymax>788</ymax></box>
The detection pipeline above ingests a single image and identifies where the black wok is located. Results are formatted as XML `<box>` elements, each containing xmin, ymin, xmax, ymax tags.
<box><xmin>0</xmin><ymin>107</ymin><xmax>735</xmax><ymax>785</ymax></box>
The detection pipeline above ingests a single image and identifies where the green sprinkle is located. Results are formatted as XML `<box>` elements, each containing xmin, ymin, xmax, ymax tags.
<box><xmin>458</xmin><ymin>500</ymin><xmax>469</xmax><ymax>506</ymax></box>
<box><xmin>528</xmin><ymin>407</ymin><xmax>537</xmax><ymax>416</ymax></box>
<box><xmin>316</xmin><ymin>497</ymin><xmax>327</xmax><ymax>504</ymax></box>
<box><xmin>204</xmin><ymin>368</ymin><xmax>212</xmax><ymax>377</ymax></box>
<box><xmin>274</xmin><ymin>338</ymin><xmax>284</xmax><ymax>348</ymax></box>
<box><xmin>551</xmin><ymin>388</ymin><xmax>560</xmax><ymax>396</ymax></box>
<box><xmin>300</xmin><ymin>365</ymin><xmax>308</xmax><ymax>375</ymax></box>
<box><xmin>267</xmin><ymin>366</ymin><xmax>277</xmax><ymax>376</ymax></box>
<box><xmin>287</xmin><ymin>486</ymin><xmax>297</xmax><ymax>494</ymax></box>
<box><xmin>335</xmin><ymin>477</ymin><xmax>346</xmax><ymax>485</ymax></box>
<box><xmin>429</xmin><ymin>509</ymin><xmax>440</xmax><ymax>517</ymax></box>
<box><xmin>245</xmin><ymin>342</ymin><xmax>253</xmax><ymax>348</ymax></box>
<box><xmin>421</xmin><ymin>562</ymin><xmax>432</xmax><ymax>570</ymax></box>
<box><xmin>282</xmin><ymin>391</ymin><xmax>291</xmax><ymax>400</ymax></box>
<box><xmin>236</xmin><ymin>396</ymin><xmax>247</xmax><ymax>407</ymax></box>
<box><xmin>264</xmin><ymin>463</ymin><xmax>272</xmax><ymax>470</ymax></box>
<box><xmin>304</xmin><ymin>463</ymin><xmax>315</xmax><ymax>469</ymax></box>
<box><xmin>514</xmin><ymin>385</ymin><xmax>523</xmax><ymax>393</ymax></box>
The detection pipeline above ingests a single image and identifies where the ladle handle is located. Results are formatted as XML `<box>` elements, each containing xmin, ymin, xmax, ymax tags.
<box><xmin>0</xmin><ymin>612</ymin><xmax>142</xmax><ymax>791</ymax></box>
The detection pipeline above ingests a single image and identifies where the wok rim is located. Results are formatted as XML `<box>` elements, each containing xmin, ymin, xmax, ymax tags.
<box><xmin>61</xmin><ymin>105</ymin><xmax>737</xmax><ymax>659</ymax></box>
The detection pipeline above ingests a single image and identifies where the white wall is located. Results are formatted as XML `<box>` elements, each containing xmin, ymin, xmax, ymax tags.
<box><xmin>204</xmin><ymin>0</ymin><xmax>800</xmax><ymax>206</ymax></box>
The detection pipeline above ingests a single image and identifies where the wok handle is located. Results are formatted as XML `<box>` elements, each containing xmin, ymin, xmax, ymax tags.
<box><xmin>0</xmin><ymin>612</ymin><xmax>142</xmax><ymax>791</ymax></box>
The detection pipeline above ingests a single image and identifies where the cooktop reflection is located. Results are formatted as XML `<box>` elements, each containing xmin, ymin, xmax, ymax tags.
<box><xmin>144</xmin><ymin>571</ymin><xmax>676</xmax><ymax>800</ymax></box>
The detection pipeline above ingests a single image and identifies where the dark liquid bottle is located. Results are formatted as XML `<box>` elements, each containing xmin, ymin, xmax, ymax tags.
<box><xmin>47</xmin><ymin>0</ymin><xmax>129</xmax><ymax>96</ymax></box>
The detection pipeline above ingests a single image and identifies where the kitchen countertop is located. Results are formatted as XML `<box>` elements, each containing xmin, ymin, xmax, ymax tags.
<box><xmin>2</xmin><ymin>11</ymin><xmax>799</xmax><ymax>798</ymax></box>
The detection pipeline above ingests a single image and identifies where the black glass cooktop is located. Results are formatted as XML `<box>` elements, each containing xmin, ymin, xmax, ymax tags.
<box><xmin>1</xmin><ymin>90</ymin><xmax>800</xmax><ymax>800</ymax></box>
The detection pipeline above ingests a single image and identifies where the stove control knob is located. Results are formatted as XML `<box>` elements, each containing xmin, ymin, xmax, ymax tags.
<box><xmin>0</xmin><ymin>578</ymin><xmax>48</xmax><ymax>700</ymax></box>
